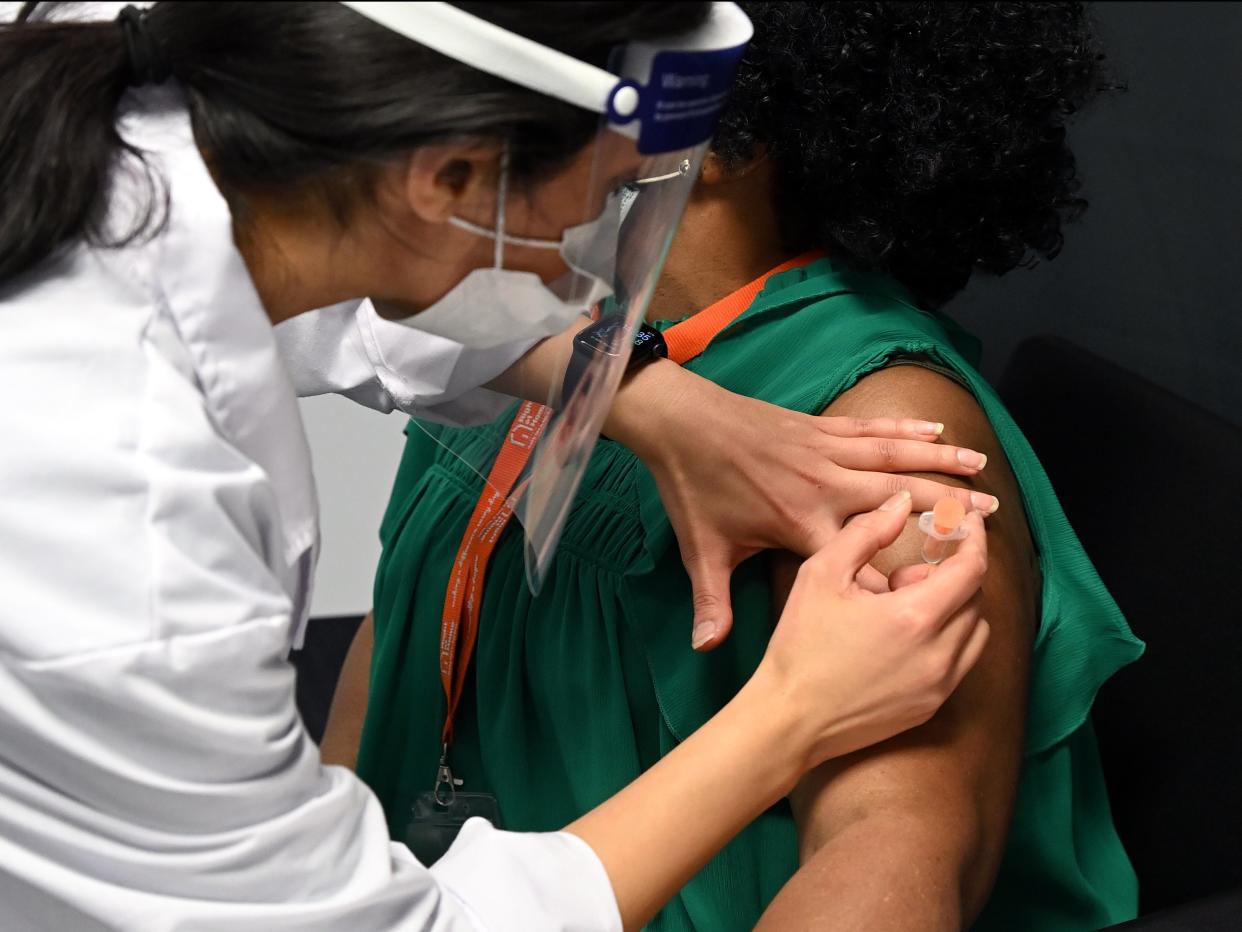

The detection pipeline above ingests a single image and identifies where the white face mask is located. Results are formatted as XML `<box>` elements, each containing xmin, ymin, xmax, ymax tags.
<box><xmin>391</xmin><ymin>149</ymin><xmax>619</xmax><ymax>350</ymax></box>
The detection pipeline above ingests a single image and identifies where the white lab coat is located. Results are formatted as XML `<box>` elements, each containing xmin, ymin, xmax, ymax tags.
<box><xmin>0</xmin><ymin>71</ymin><xmax>619</xmax><ymax>932</ymax></box>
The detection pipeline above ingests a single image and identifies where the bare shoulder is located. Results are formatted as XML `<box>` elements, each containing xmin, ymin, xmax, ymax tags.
<box><xmin>831</xmin><ymin>364</ymin><xmax>1002</xmax><ymax>462</ymax></box>
<box><xmin>769</xmin><ymin>359</ymin><xmax>1039</xmax><ymax>665</ymax></box>
<box><xmin>829</xmin><ymin>363</ymin><xmax>1035</xmax><ymax>574</ymax></box>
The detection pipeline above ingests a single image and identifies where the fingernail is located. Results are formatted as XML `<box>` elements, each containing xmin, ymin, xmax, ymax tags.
<box><xmin>879</xmin><ymin>490</ymin><xmax>912</xmax><ymax>511</ymax></box>
<box><xmin>917</xmin><ymin>421</ymin><xmax>945</xmax><ymax>436</ymax></box>
<box><xmin>692</xmin><ymin>621</ymin><xmax>718</xmax><ymax>650</ymax></box>
<box><xmin>957</xmin><ymin>449</ymin><xmax>987</xmax><ymax>470</ymax></box>
<box><xmin>971</xmin><ymin>492</ymin><xmax>1000</xmax><ymax>514</ymax></box>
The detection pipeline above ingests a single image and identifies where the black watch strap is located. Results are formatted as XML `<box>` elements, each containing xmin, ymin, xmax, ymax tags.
<box><xmin>561</xmin><ymin>317</ymin><xmax>668</xmax><ymax>408</ymax></box>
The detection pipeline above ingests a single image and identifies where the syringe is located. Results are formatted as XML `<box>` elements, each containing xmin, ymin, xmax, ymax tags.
<box><xmin>918</xmin><ymin>497</ymin><xmax>968</xmax><ymax>565</ymax></box>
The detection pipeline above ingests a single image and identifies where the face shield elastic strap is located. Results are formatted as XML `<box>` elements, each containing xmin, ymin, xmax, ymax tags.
<box><xmin>451</xmin><ymin>152</ymin><xmax>695</xmax><ymax>256</ymax></box>
<box><xmin>633</xmin><ymin>159</ymin><xmax>693</xmax><ymax>187</ymax></box>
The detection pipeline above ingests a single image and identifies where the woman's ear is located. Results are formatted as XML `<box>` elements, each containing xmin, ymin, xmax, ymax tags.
<box><xmin>399</xmin><ymin>142</ymin><xmax>503</xmax><ymax>224</ymax></box>
<box><xmin>699</xmin><ymin>145</ymin><xmax>770</xmax><ymax>187</ymax></box>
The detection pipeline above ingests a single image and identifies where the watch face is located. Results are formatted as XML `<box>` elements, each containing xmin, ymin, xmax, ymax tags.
<box><xmin>632</xmin><ymin>325</ymin><xmax>668</xmax><ymax>359</ymax></box>
<box><xmin>578</xmin><ymin>315</ymin><xmax>628</xmax><ymax>355</ymax></box>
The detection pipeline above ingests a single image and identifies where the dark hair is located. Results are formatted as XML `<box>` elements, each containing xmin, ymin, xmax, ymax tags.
<box><xmin>713</xmin><ymin>1</ymin><xmax>1116</xmax><ymax>308</ymax></box>
<box><xmin>0</xmin><ymin>1</ymin><xmax>709</xmax><ymax>283</ymax></box>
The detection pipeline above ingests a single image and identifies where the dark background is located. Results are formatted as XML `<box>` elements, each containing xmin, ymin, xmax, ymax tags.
<box><xmin>947</xmin><ymin>1</ymin><xmax>1241</xmax><ymax>426</ymax></box>
<box><xmin>949</xmin><ymin>4</ymin><xmax>1242</xmax><ymax>916</ymax></box>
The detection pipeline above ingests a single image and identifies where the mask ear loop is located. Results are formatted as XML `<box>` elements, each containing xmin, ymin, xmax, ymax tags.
<box><xmin>493</xmin><ymin>140</ymin><xmax>509</xmax><ymax>269</ymax></box>
<box><xmin>448</xmin><ymin>139</ymin><xmax>572</xmax><ymax>251</ymax></box>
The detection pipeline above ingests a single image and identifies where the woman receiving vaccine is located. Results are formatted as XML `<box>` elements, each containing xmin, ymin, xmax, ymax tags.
<box><xmin>0</xmin><ymin>3</ymin><xmax>990</xmax><ymax>929</ymax></box>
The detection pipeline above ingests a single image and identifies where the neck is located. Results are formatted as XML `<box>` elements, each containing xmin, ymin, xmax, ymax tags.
<box><xmin>225</xmin><ymin>184</ymin><xmax>460</xmax><ymax>327</ymax></box>
<box><xmin>647</xmin><ymin>164</ymin><xmax>795</xmax><ymax>321</ymax></box>
<box><xmin>198</xmin><ymin>151</ymin><xmax>361</xmax><ymax>325</ymax></box>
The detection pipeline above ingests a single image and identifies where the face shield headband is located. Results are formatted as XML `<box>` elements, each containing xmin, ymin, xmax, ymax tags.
<box><xmin>340</xmin><ymin>1</ymin><xmax>753</xmax><ymax>156</ymax></box>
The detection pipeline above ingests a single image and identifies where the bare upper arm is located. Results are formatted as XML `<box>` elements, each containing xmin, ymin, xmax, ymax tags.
<box><xmin>772</xmin><ymin>364</ymin><xmax>1039</xmax><ymax>915</ymax></box>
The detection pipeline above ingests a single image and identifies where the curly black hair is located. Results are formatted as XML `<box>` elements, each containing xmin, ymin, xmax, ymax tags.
<box><xmin>714</xmin><ymin>2</ymin><xmax>1115</xmax><ymax>307</ymax></box>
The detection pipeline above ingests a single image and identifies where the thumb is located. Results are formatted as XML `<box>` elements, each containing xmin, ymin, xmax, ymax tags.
<box><xmin>889</xmin><ymin>562</ymin><xmax>936</xmax><ymax>590</ymax></box>
<box><xmin>683</xmin><ymin>548</ymin><xmax>737</xmax><ymax>652</ymax></box>
<box><xmin>856</xmin><ymin>563</ymin><xmax>891</xmax><ymax>594</ymax></box>
<box><xmin>811</xmin><ymin>490</ymin><xmax>913</xmax><ymax>587</ymax></box>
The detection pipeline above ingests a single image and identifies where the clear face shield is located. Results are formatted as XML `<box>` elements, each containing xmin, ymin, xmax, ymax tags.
<box><xmin>343</xmin><ymin>1</ymin><xmax>753</xmax><ymax>590</ymax></box>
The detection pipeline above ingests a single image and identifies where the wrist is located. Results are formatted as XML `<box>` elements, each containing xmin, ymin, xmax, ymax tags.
<box><xmin>726</xmin><ymin>664</ymin><xmax>817</xmax><ymax>799</ymax></box>
<box><xmin>604</xmin><ymin>358</ymin><xmax>714</xmax><ymax>464</ymax></box>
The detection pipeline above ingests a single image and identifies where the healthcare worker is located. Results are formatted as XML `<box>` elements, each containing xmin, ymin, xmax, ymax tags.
<box><xmin>0</xmin><ymin>2</ymin><xmax>994</xmax><ymax>930</ymax></box>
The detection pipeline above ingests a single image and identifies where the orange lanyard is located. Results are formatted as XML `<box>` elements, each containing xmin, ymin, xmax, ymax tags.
<box><xmin>662</xmin><ymin>251</ymin><xmax>822</xmax><ymax>362</ymax></box>
<box><xmin>434</xmin><ymin>250</ymin><xmax>824</xmax><ymax>775</ymax></box>
<box><xmin>437</xmin><ymin>402</ymin><xmax>552</xmax><ymax>745</ymax></box>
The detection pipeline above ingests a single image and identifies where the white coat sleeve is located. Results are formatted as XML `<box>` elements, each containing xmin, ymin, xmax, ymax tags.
<box><xmin>275</xmin><ymin>300</ymin><xmax>537</xmax><ymax>426</ymax></box>
<box><xmin>0</xmin><ymin>624</ymin><xmax>620</xmax><ymax>932</ymax></box>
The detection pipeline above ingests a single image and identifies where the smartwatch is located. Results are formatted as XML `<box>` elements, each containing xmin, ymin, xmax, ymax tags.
<box><xmin>561</xmin><ymin>315</ymin><xmax>668</xmax><ymax>408</ymax></box>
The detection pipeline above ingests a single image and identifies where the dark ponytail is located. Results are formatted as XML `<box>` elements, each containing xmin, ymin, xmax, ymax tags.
<box><xmin>0</xmin><ymin>5</ymin><xmax>152</xmax><ymax>282</ymax></box>
<box><xmin>0</xmin><ymin>1</ymin><xmax>710</xmax><ymax>284</ymax></box>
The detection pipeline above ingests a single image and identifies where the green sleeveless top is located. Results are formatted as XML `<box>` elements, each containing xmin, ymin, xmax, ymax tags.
<box><xmin>358</xmin><ymin>259</ymin><xmax>1145</xmax><ymax>931</ymax></box>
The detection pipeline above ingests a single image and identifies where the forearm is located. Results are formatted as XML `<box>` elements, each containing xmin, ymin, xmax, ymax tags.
<box><xmin>484</xmin><ymin>316</ymin><xmax>591</xmax><ymax>404</ymax></box>
<box><xmin>756</xmin><ymin>811</ymin><xmax>979</xmax><ymax>932</ymax></box>
<box><xmin>320</xmin><ymin>613</ymin><xmax>373</xmax><ymax>769</ymax></box>
<box><xmin>485</xmin><ymin>313</ymin><xmax>692</xmax><ymax>461</ymax></box>
<box><xmin>566</xmin><ymin>667</ymin><xmax>810</xmax><ymax>932</ymax></box>
<box><xmin>601</xmin><ymin>357</ymin><xmax>687</xmax><ymax>460</ymax></box>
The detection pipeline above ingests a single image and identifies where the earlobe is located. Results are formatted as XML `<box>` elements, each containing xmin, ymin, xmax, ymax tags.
<box><xmin>698</xmin><ymin>152</ymin><xmax>730</xmax><ymax>186</ymax></box>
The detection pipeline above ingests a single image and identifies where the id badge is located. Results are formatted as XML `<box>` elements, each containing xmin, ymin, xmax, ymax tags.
<box><xmin>403</xmin><ymin>789</ymin><xmax>503</xmax><ymax>866</ymax></box>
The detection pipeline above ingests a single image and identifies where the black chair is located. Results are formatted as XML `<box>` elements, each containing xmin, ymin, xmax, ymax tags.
<box><xmin>291</xmin><ymin>613</ymin><xmax>366</xmax><ymax>745</ymax></box>
<box><xmin>999</xmin><ymin>336</ymin><xmax>1242</xmax><ymax>915</ymax></box>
